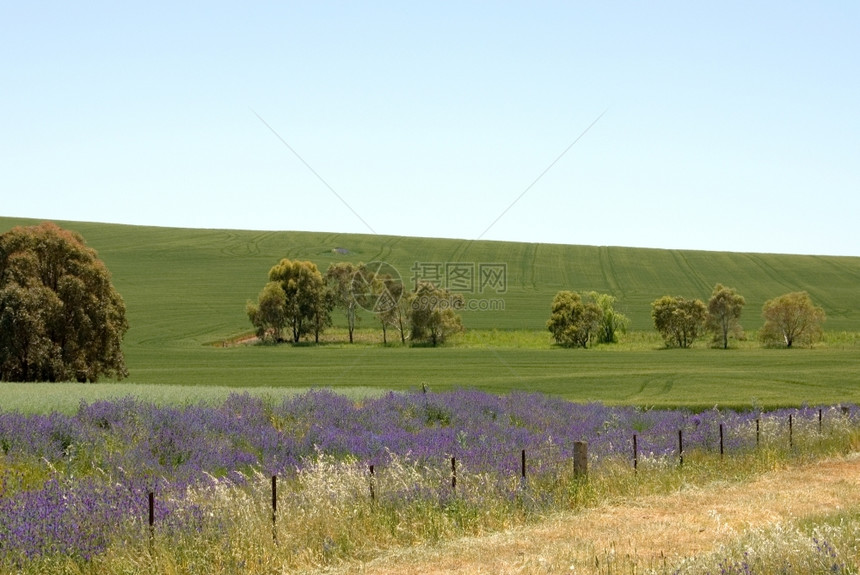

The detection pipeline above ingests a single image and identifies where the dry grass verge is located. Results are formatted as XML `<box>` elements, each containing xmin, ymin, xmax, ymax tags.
<box><xmin>325</xmin><ymin>454</ymin><xmax>860</xmax><ymax>574</ymax></box>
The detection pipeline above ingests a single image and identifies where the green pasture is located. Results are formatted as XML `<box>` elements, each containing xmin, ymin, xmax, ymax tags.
<box><xmin>1</xmin><ymin>216</ymin><xmax>860</xmax><ymax>412</ymax></box>
<box><xmin>18</xmin><ymin>343</ymin><xmax>860</xmax><ymax>410</ymax></box>
<box><xmin>2</xmin><ymin>343</ymin><xmax>859</xmax><ymax>412</ymax></box>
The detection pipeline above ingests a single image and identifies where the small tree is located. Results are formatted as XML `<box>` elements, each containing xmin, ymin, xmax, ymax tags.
<box><xmin>325</xmin><ymin>262</ymin><xmax>360</xmax><ymax>343</ymax></box>
<box><xmin>373</xmin><ymin>273</ymin><xmax>406</xmax><ymax>344</ymax></box>
<box><xmin>246</xmin><ymin>282</ymin><xmax>287</xmax><ymax>343</ymax></box>
<box><xmin>587</xmin><ymin>291</ymin><xmax>629</xmax><ymax>344</ymax></box>
<box><xmin>706</xmin><ymin>284</ymin><xmax>745</xmax><ymax>349</ymax></box>
<box><xmin>759</xmin><ymin>291</ymin><xmax>825</xmax><ymax>348</ymax></box>
<box><xmin>0</xmin><ymin>223</ymin><xmax>128</xmax><ymax>382</ymax></box>
<box><xmin>407</xmin><ymin>282</ymin><xmax>464</xmax><ymax>346</ymax></box>
<box><xmin>310</xmin><ymin>285</ymin><xmax>334</xmax><ymax>344</ymax></box>
<box><xmin>651</xmin><ymin>295</ymin><xmax>707</xmax><ymax>348</ymax></box>
<box><xmin>547</xmin><ymin>291</ymin><xmax>603</xmax><ymax>348</ymax></box>
<box><xmin>259</xmin><ymin>259</ymin><xmax>330</xmax><ymax>343</ymax></box>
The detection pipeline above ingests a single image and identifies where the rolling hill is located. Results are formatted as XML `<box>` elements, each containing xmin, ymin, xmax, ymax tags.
<box><xmin>3</xmin><ymin>217</ymin><xmax>860</xmax><ymax>344</ymax></box>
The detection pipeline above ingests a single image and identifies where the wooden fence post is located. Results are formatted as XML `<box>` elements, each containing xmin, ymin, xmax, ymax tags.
<box><xmin>521</xmin><ymin>449</ymin><xmax>526</xmax><ymax>482</ymax></box>
<box><xmin>271</xmin><ymin>475</ymin><xmax>277</xmax><ymax>542</ymax></box>
<box><xmin>678</xmin><ymin>429</ymin><xmax>684</xmax><ymax>466</ymax></box>
<box><xmin>574</xmin><ymin>441</ymin><xmax>588</xmax><ymax>479</ymax></box>
<box><xmin>719</xmin><ymin>423</ymin><xmax>724</xmax><ymax>459</ymax></box>
<box><xmin>789</xmin><ymin>413</ymin><xmax>793</xmax><ymax>449</ymax></box>
<box><xmin>148</xmin><ymin>491</ymin><xmax>155</xmax><ymax>550</ymax></box>
<box><xmin>756</xmin><ymin>418</ymin><xmax>760</xmax><ymax>448</ymax></box>
<box><xmin>369</xmin><ymin>465</ymin><xmax>375</xmax><ymax>503</ymax></box>
<box><xmin>451</xmin><ymin>457</ymin><xmax>456</xmax><ymax>491</ymax></box>
<box><xmin>633</xmin><ymin>434</ymin><xmax>638</xmax><ymax>472</ymax></box>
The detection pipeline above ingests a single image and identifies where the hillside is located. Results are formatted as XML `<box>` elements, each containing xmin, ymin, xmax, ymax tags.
<box><xmin>3</xmin><ymin>217</ymin><xmax>860</xmax><ymax>346</ymax></box>
<box><xmin>2</xmin><ymin>217</ymin><xmax>860</xmax><ymax>401</ymax></box>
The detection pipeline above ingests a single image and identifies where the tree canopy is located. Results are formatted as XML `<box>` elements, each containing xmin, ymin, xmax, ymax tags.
<box><xmin>0</xmin><ymin>222</ymin><xmax>128</xmax><ymax>382</ymax></box>
<box><xmin>357</xmin><ymin>264</ymin><xmax>406</xmax><ymax>344</ymax></box>
<box><xmin>248</xmin><ymin>259</ymin><xmax>466</xmax><ymax>346</ymax></box>
<box><xmin>759</xmin><ymin>291</ymin><xmax>825</xmax><ymax>348</ymax></box>
<box><xmin>407</xmin><ymin>282</ymin><xmax>464</xmax><ymax>346</ymax></box>
<box><xmin>588</xmin><ymin>291</ymin><xmax>629</xmax><ymax>344</ymax></box>
<box><xmin>377</xmin><ymin>277</ymin><xmax>407</xmax><ymax>344</ymax></box>
<box><xmin>547</xmin><ymin>291</ymin><xmax>603</xmax><ymax>348</ymax></box>
<box><xmin>651</xmin><ymin>295</ymin><xmax>707</xmax><ymax>348</ymax></box>
<box><xmin>247</xmin><ymin>259</ymin><xmax>330</xmax><ymax>343</ymax></box>
<box><xmin>706</xmin><ymin>284</ymin><xmax>745</xmax><ymax>349</ymax></box>
<box><xmin>246</xmin><ymin>282</ymin><xmax>287</xmax><ymax>343</ymax></box>
<box><xmin>325</xmin><ymin>262</ymin><xmax>361</xmax><ymax>343</ymax></box>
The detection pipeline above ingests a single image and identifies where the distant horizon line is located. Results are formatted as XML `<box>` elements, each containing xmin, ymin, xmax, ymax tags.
<box><xmin>1</xmin><ymin>214</ymin><xmax>856</xmax><ymax>260</ymax></box>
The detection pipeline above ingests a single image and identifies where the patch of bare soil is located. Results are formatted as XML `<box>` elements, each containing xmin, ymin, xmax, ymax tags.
<box><xmin>328</xmin><ymin>454</ymin><xmax>860</xmax><ymax>574</ymax></box>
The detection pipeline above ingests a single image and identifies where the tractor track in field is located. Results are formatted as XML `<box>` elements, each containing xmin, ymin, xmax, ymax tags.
<box><xmin>670</xmin><ymin>249</ymin><xmax>712</xmax><ymax>295</ymax></box>
<box><xmin>447</xmin><ymin>239</ymin><xmax>475</xmax><ymax>264</ymax></box>
<box><xmin>325</xmin><ymin>454</ymin><xmax>860</xmax><ymax>574</ymax></box>
<box><xmin>355</xmin><ymin>236</ymin><xmax>398</xmax><ymax>273</ymax></box>
<box><xmin>522</xmin><ymin>242</ymin><xmax>539</xmax><ymax>291</ymax></box>
<box><xmin>598</xmin><ymin>245</ymin><xmax>621</xmax><ymax>295</ymax></box>
<box><xmin>740</xmin><ymin>253</ymin><xmax>798</xmax><ymax>294</ymax></box>
<box><xmin>218</xmin><ymin>231</ymin><xmax>273</xmax><ymax>257</ymax></box>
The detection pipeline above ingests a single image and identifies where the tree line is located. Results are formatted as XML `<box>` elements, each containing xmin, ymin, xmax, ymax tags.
<box><xmin>548</xmin><ymin>284</ymin><xmax>826</xmax><ymax>349</ymax></box>
<box><xmin>252</xmin><ymin>258</ymin><xmax>829</xmax><ymax>350</ymax></box>
<box><xmin>246</xmin><ymin>259</ymin><xmax>464</xmax><ymax>346</ymax></box>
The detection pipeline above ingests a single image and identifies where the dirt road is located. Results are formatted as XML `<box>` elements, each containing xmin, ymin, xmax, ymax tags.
<box><xmin>327</xmin><ymin>454</ymin><xmax>860</xmax><ymax>574</ymax></box>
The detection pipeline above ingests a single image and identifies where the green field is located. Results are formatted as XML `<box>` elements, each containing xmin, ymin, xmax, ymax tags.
<box><xmin>2</xmin><ymin>216</ymin><xmax>859</xmax><ymax>410</ymax></box>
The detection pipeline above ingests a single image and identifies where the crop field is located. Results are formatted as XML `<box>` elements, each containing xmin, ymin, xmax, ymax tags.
<box><xmin>2</xmin><ymin>216</ymin><xmax>860</xmax><ymax>410</ymax></box>
<box><xmin>5</xmin><ymin>343</ymin><xmax>860</xmax><ymax>413</ymax></box>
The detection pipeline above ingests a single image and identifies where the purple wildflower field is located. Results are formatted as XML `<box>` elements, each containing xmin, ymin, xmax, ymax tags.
<box><xmin>0</xmin><ymin>389</ymin><xmax>856</xmax><ymax>563</ymax></box>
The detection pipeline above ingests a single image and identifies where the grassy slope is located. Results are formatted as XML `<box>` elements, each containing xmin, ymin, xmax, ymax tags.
<box><xmin>2</xmin><ymin>216</ymin><xmax>859</xmax><ymax>408</ymax></box>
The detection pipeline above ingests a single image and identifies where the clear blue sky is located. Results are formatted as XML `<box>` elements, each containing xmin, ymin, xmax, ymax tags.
<box><xmin>3</xmin><ymin>2</ymin><xmax>859</xmax><ymax>256</ymax></box>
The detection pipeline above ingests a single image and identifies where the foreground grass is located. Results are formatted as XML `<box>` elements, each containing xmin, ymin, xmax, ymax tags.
<box><xmin>14</xmin><ymin>431</ymin><xmax>860</xmax><ymax>574</ymax></box>
<box><xmin>324</xmin><ymin>457</ymin><xmax>860</xmax><ymax>575</ymax></box>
